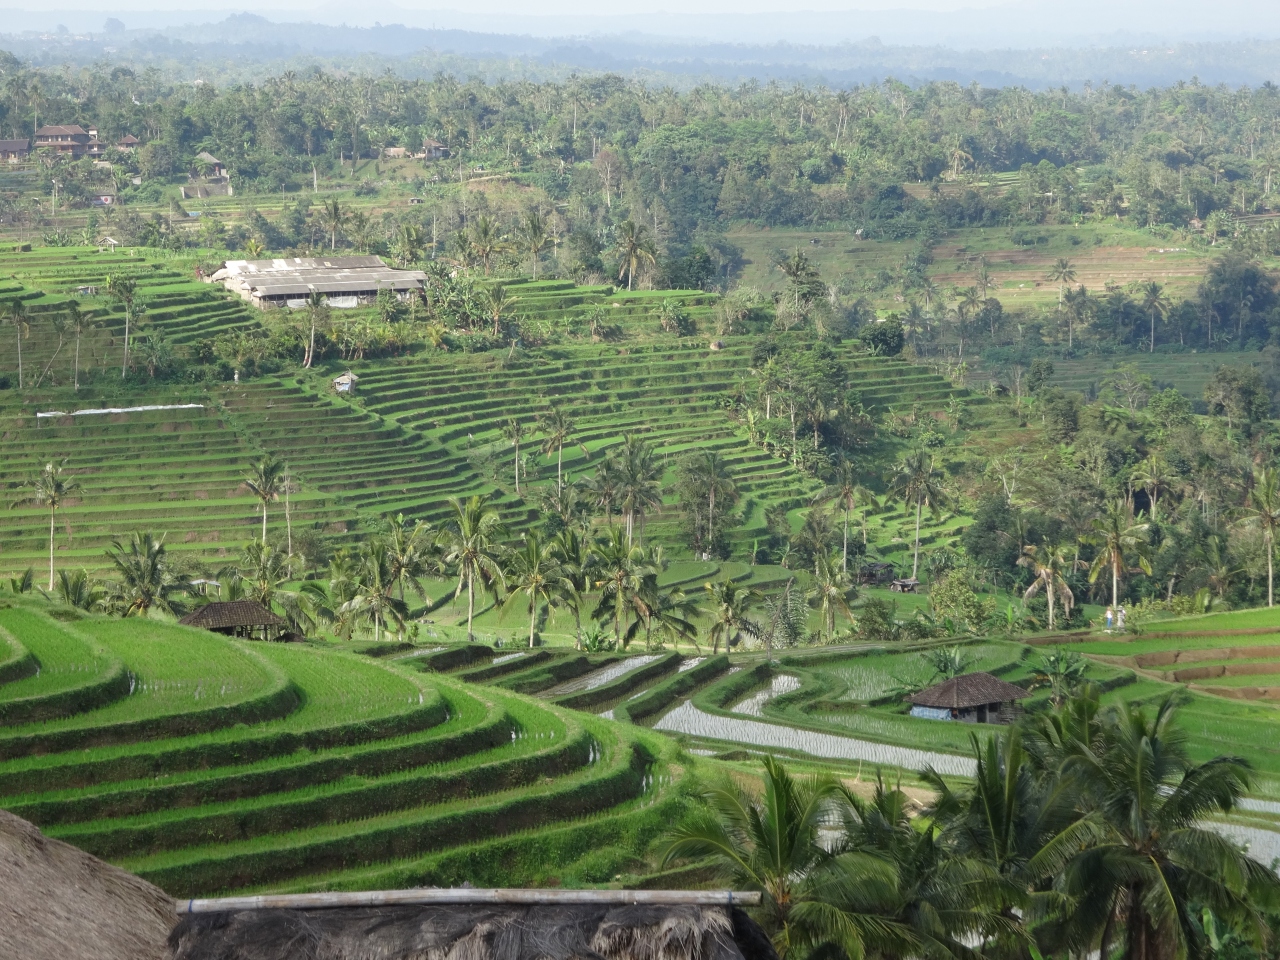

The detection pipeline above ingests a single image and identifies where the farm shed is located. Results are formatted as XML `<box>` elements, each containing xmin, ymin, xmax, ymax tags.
<box><xmin>169</xmin><ymin>890</ymin><xmax>775</xmax><ymax>960</ymax></box>
<box><xmin>208</xmin><ymin>256</ymin><xmax>428</xmax><ymax>309</ymax></box>
<box><xmin>332</xmin><ymin>370</ymin><xmax>359</xmax><ymax>394</ymax></box>
<box><xmin>179</xmin><ymin>600</ymin><xmax>288</xmax><ymax>640</ymax></box>
<box><xmin>422</xmin><ymin>138</ymin><xmax>450</xmax><ymax>159</ymax></box>
<box><xmin>0</xmin><ymin>138</ymin><xmax>30</xmax><ymax>160</ymax></box>
<box><xmin>0</xmin><ymin>808</ymin><xmax>175</xmax><ymax>960</ymax></box>
<box><xmin>858</xmin><ymin>562</ymin><xmax>895</xmax><ymax>585</ymax></box>
<box><xmin>907</xmin><ymin>672</ymin><xmax>1028</xmax><ymax>724</ymax></box>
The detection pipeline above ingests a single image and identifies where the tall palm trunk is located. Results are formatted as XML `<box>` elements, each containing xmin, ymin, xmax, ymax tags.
<box><xmin>842</xmin><ymin>504</ymin><xmax>850</xmax><ymax>573</ymax></box>
<box><xmin>1269</xmin><ymin>530</ymin><xmax>1274</xmax><ymax>608</ymax></box>
<box><xmin>912</xmin><ymin>495</ymin><xmax>923</xmax><ymax>579</ymax></box>
<box><xmin>529</xmin><ymin>600</ymin><xmax>538</xmax><ymax>648</ymax></box>
<box><xmin>1113</xmin><ymin>562</ymin><xmax>1119</xmax><ymax>610</ymax></box>
<box><xmin>73</xmin><ymin>330</ymin><xmax>80</xmax><ymax>390</ymax></box>
<box><xmin>557</xmin><ymin>442</ymin><xmax>563</xmax><ymax>493</ymax></box>
<box><xmin>306</xmin><ymin>319</ymin><xmax>316</xmax><ymax>368</ymax></box>
<box><xmin>121</xmin><ymin>306</ymin><xmax>131</xmax><ymax>377</ymax></box>
<box><xmin>261</xmin><ymin>503</ymin><xmax>268</xmax><ymax>542</ymax></box>
<box><xmin>15</xmin><ymin>321</ymin><xmax>22</xmax><ymax>388</ymax></box>
<box><xmin>1046</xmin><ymin>579</ymin><xmax>1055</xmax><ymax>630</ymax></box>
<box><xmin>466</xmin><ymin>571</ymin><xmax>476</xmax><ymax>642</ymax></box>
<box><xmin>48</xmin><ymin>507</ymin><xmax>56</xmax><ymax>591</ymax></box>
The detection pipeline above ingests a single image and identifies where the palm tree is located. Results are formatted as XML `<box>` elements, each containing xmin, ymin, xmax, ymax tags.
<box><xmin>382</xmin><ymin>513</ymin><xmax>435</xmax><ymax>605</ymax></box>
<box><xmin>318</xmin><ymin>198</ymin><xmax>346</xmax><ymax>250</ymax></box>
<box><xmin>338</xmin><ymin>541</ymin><xmax>408</xmax><ymax>643</ymax></box>
<box><xmin>1052</xmin><ymin>696</ymin><xmax>1278</xmax><ymax>960</ymax></box>
<box><xmin>438</xmin><ymin>494</ymin><xmax>507</xmax><ymax>642</ymax></box>
<box><xmin>612</xmin><ymin>434</ymin><xmax>664</xmax><ymax>547</ymax></box>
<box><xmin>503</xmin><ymin>531</ymin><xmax>572</xmax><ymax>648</ymax></box>
<box><xmin>808</xmin><ymin>551</ymin><xmax>855</xmax><ymax>641</ymax></box>
<box><xmin>1130</xmin><ymin>452</ymin><xmax>1176</xmax><ymax>522</ymax></box>
<box><xmin>66</xmin><ymin>301</ymin><xmax>97</xmax><ymax>391</ymax></box>
<box><xmin>517</xmin><ymin>209</ymin><xmax>549</xmax><ymax>279</ymax></box>
<box><xmin>660</xmin><ymin>756</ymin><xmax>908</xmax><ymax>960</ymax></box>
<box><xmin>537</xmin><ymin>405</ymin><xmax>580</xmax><ymax>494</ymax></box>
<box><xmin>1238</xmin><ymin>465</ymin><xmax>1280</xmax><ymax>607</ymax></box>
<box><xmin>591</xmin><ymin>526</ymin><xmax>654</xmax><ymax>647</ymax></box>
<box><xmin>1046</xmin><ymin>257</ymin><xmax>1076</xmax><ymax>305</ymax></box>
<box><xmin>244</xmin><ymin>456</ymin><xmax>286</xmax><ymax>543</ymax></box>
<box><xmin>469</xmin><ymin>216</ymin><xmax>506</xmax><ymax>275</ymax></box>
<box><xmin>814</xmin><ymin>458</ymin><xmax>878</xmax><ymax>573</ymax></box>
<box><xmin>704</xmin><ymin>577</ymin><xmax>760</xmax><ymax>656</ymax></box>
<box><xmin>55</xmin><ymin>569</ymin><xmax>105</xmax><ymax>611</ymax></box>
<box><xmin>1018</xmin><ymin>542</ymin><xmax>1077</xmax><ymax>630</ymax></box>
<box><xmin>302</xmin><ymin>290</ymin><xmax>330</xmax><ymax>368</ymax></box>
<box><xmin>501</xmin><ymin>417</ymin><xmax>526</xmax><ymax>495</ymax></box>
<box><xmin>1088</xmin><ymin>499</ymin><xmax>1152</xmax><ymax>610</ymax></box>
<box><xmin>10</xmin><ymin>460</ymin><xmax>80</xmax><ymax>591</ymax></box>
<box><xmin>1140</xmin><ymin>280</ymin><xmax>1170</xmax><ymax>353</ymax></box>
<box><xmin>777</xmin><ymin>248</ymin><xmax>818</xmax><ymax>318</ymax></box>
<box><xmin>760</xmin><ymin>578</ymin><xmax>809</xmax><ymax>660</ymax></box>
<box><xmin>103</xmin><ymin>532</ymin><xmax>191</xmax><ymax>617</ymax></box>
<box><xmin>615</xmin><ymin>219</ymin><xmax>656</xmax><ymax>291</ymax></box>
<box><xmin>346</xmin><ymin>211</ymin><xmax>375</xmax><ymax>253</ymax></box>
<box><xmin>106</xmin><ymin>274</ymin><xmax>137</xmax><ymax>378</ymax></box>
<box><xmin>5</xmin><ymin>299</ymin><xmax>28</xmax><ymax>389</ymax></box>
<box><xmin>888</xmin><ymin>450</ymin><xmax>948</xmax><ymax>580</ymax></box>
<box><xmin>481</xmin><ymin>284</ymin><xmax>519</xmax><ymax>339</ymax></box>
<box><xmin>678</xmin><ymin>450</ymin><xmax>736</xmax><ymax>557</ymax></box>
<box><xmin>394</xmin><ymin>222</ymin><xmax>424</xmax><ymax>265</ymax></box>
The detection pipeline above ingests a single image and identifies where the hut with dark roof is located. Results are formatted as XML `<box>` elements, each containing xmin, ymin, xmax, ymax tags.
<box><xmin>168</xmin><ymin>890</ymin><xmax>775</xmax><ymax>960</ymax></box>
<box><xmin>179</xmin><ymin>600</ymin><xmax>287</xmax><ymax>640</ymax></box>
<box><xmin>907</xmin><ymin>671</ymin><xmax>1029</xmax><ymax>724</ymax></box>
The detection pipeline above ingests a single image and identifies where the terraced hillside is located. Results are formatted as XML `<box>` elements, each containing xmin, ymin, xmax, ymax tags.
<box><xmin>0</xmin><ymin>600</ymin><xmax>691</xmax><ymax>896</ymax></box>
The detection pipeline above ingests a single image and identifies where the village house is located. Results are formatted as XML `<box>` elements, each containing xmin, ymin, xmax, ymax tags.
<box><xmin>421</xmin><ymin>137</ymin><xmax>450</xmax><ymax>159</ymax></box>
<box><xmin>0</xmin><ymin>138</ymin><xmax>29</xmax><ymax>162</ymax></box>
<box><xmin>116</xmin><ymin>134</ymin><xmax>140</xmax><ymax>151</ymax></box>
<box><xmin>34</xmin><ymin>124</ymin><xmax>106</xmax><ymax>158</ymax></box>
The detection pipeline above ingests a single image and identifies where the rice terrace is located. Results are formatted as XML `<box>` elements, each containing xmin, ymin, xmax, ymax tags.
<box><xmin>10</xmin><ymin>16</ymin><xmax>1280</xmax><ymax>960</ymax></box>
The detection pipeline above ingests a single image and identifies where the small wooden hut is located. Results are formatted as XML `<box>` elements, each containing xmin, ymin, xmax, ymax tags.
<box><xmin>907</xmin><ymin>671</ymin><xmax>1029</xmax><ymax>724</ymax></box>
<box><xmin>168</xmin><ymin>890</ymin><xmax>775</xmax><ymax>960</ymax></box>
<box><xmin>179</xmin><ymin>600</ymin><xmax>287</xmax><ymax>640</ymax></box>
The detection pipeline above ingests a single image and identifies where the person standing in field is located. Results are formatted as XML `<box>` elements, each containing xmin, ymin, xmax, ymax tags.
<box><xmin>1105</xmin><ymin>606</ymin><xmax>1114</xmax><ymax>631</ymax></box>
<box><xmin>1117</xmin><ymin>606</ymin><xmax>1127</xmax><ymax>631</ymax></box>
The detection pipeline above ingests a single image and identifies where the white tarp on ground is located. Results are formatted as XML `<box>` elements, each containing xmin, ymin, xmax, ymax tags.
<box><xmin>328</xmin><ymin>296</ymin><xmax>360</xmax><ymax>309</ymax></box>
<box><xmin>36</xmin><ymin>404</ymin><xmax>204</xmax><ymax>419</ymax></box>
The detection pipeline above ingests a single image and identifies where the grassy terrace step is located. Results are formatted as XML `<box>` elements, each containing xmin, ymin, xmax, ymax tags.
<box><xmin>0</xmin><ymin>629</ymin><xmax>37</xmax><ymax>686</ymax></box>
<box><xmin>0</xmin><ymin>662</ymin><xmax>473</xmax><ymax>799</ymax></box>
<box><xmin>0</xmin><ymin>608</ymin><xmax>129</xmax><ymax>724</ymax></box>
<box><xmin>120</xmin><ymin>716</ymin><xmax>646</xmax><ymax>896</ymax></box>
<box><xmin>46</xmin><ymin>696</ymin><xmax>579</xmax><ymax>859</ymax></box>
<box><xmin>0</xmin><ymin>618</ymin><xmax>297</xmax><ymax>760</ymax></box>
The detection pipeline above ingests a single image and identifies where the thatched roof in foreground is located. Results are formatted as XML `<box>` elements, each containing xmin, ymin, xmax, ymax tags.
<box><xmin>0</xmin><ymin>808</ymin><xmax>175</xmax><ymax>960</ymax></box>
<box><xmin>169</xmin><ymin>903</ymin><xmax>777</xmax><ymax>960</ymax></box>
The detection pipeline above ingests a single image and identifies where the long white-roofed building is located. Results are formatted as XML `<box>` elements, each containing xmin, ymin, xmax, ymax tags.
<box><xmin>207</xmin><ymin>256</ymin><xmax>428</xmax><ymax>309</ymax></box>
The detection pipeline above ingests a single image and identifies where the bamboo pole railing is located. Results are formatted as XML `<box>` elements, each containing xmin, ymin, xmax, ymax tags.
<box><xmin>179</xmin><ymin>888</ymin><xmax>763</xmax><ymax>914</ymax></box>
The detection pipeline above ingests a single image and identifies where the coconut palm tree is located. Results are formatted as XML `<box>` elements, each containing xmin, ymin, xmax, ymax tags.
<box><xmin>615</xmin><ymin>219</ymin><xmax>656</xmax><ymax>291</ymax></box>
<box><xmin>103</xmin><ymin>532</ymin><xmax>191</xmax><ymax>617</ymax></box>
<box><xmin>106</xmin><ymin>274</ymin><xmax>137</xmax><ymax>378</ymax></box>
<box><xmin>55</xmin><ymin>569</ymin><xmax>105</xmax><ymax>611</ymax></box>
<box><xmin>1050</xmin><ymin>696</ymin><xmax>1279</xmax><ymax>960</ymax></box>
<box><xmin>503</xmin><ymin>531</ymin><xmax>572</xmax><ymax>648</ymax></box>
<box><xmin>760</xmin><ymin>578</ymin><xmax>809</xmax><ymax>660</ymax></box>
<box><xmin>1130</xmin><ymin>452</ymin><xmax>1176</xmax><ymax>522</ymax></box>
<box><xmin>517</xmin><ymin>209</ymin><xmax>549</xmax><ymax>279</ymax></box>
<box><xmin>10</xmin><ymin>460</ymin><xmax>79</xmax><ymax>591</ymax></box>
<box><xmin>338</xmin><ymin>540</ymin><xmax>408</xmax><ymax>643</ymax></box>
<box><xmin>612</xmin><ymin>434</ymin><xmax>663</xmax><ymax>547</ymax></box>
<box><xmin>501</xmin><ymin>416</ymin><xmax>526</xmax><ymax>495</ymax></box>
<box><xmin>888</xmin><ymin>449</ymin><xmax>948</xmax><ymax>580</ymax></box>
<box><xmin>302</xmin><ymin>290</ymin><xmax>330</xmax><ymax>368</ymax></box>
<box><xmin>438</xmin><ymin>494</ymin><xmax>506</xmax><ymax>642</ymax></box>
<box><xmin>382</xmin><ymin>513</ymin><xmax>435</xmax><ymax>605</ymax></box>
<box><xmin>808</xmin><ymin>551</ymin><xmax>856</xmax><ymax>641</ymax></box>
<box><xmin>551</xmin><ymin>526</ymin><xmax>594</xmax><ymax>647</ymax></box>
<box><xmin>704</xmin><ymin>577</ymin><xmax>760</xmax><ymax>656</ymax></box>
<box><xmin>1238</xmin><ymin>465</ymin><xmax>1280</xmax><ymax>607</ymax></box>
<box><xmin>244</xmin><ymin>455</ymin><xmax>286</xmax><ymax>543</ymax></box>
<box><xmin>591</xmin><ymin>526</ymin><xmax>654</xmax><ymax>648</ymax></box>
<box><xmin>1046</xmin><ymin>258</ymin><xmax>1076</xmax><ymax>305</ymax></box>
<box><xmin>469</xmin><ymin>216</ymin><xmax>506</xmax><ymax>275</ymax></box>
<box><xmin>1140</xmin><ymin>280</ymin><xmax>1170</xmax><ymax>353</ymax></box>
<box><xmin>814</xmin><ymin>458</ymin><xmax>879</xmax><ymax>573</ymax></box>
<box><xmin>66</xmin><ymin>300</ymin><xmax>97</xmax><ymax>391</ymax></box>
<box><xmin>1088</xmin><ymin>499</ymin><xmax>1152</xmax><ymax>610</ymax></box>
<box><xmin>660</xmin><ymin>756</ymin><xmax>911</xmax><ymax>960</ymax></box>
<box><xmin>481</xmin><ymin>284</ymin><xmax>519</xmax><ymax>339</ymax></box>
<box><xmin>5</xmin><ymin>299</ymin><xmax>28</xmax><ymax>389</ymax></box>
<box><xmin>1018</xmin><ymin>542</ymin><xmax>1078</xmax><ymax>630</ymax></box>
<box><xmin>318</xmin><ymin>198</ymin><xmax>346</xmax><ymax>250</ymax></box>
<box><xmin>678</xmin><ymin>450</ymin><xmax>736</xmax><ymax>557</ymax></box>
<box><xmin>537</xmin><ymin>404</ymin><xmax>581</xmax><ymax>495</ymax></box>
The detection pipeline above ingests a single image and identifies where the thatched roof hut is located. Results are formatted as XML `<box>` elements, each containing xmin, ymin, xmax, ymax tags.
<box><xmin>907</xmin><ymin>671</ymin><xmax>1029</xmax><ymax>724</ymax></box>
<box><xmin>179</xmin><ymin>600</ymin><xmax>288</xmax><ymax>640</ymax></box>
<box><xmin>169</xmin><ymin>891</ymin><xmax>776</xmax><ymax>960</ymax></box>
<box><xmin>0</xmin><ymin>808</ymin><xmax>175</xmax><ymax>960</ymax></box>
